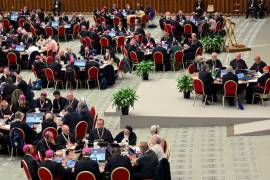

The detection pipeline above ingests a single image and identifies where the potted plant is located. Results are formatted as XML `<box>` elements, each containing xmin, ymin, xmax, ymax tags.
<box><xmin>201</xmin><ymin>35</ymin><xmax>224</xmax><ymax>53</ymax></box>
<box><xmin>135</xmin><ymin>60</ymin><xmax>154</xmax><ymax>80</ymax></box>
<box><xmin>112</xmin><ymin>87</ymin><xmax>138</xmax><ymax>115</ymax></box>
<box><xmin>176</xmin><ymin>74</ymin><xmax>194</xmax><ymax>99</ymax></box>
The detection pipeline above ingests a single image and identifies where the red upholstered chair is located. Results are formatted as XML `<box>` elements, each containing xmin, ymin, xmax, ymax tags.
<box><xmin>93</xmin><ymin>15</ymin><xmax>98</xmax><ymax>25</ymax></box>
<box><xmin>165</xmin><ymin>24</ymin><xmax>173</xmax><ymax>34</ymax></box>
<box><xmin>111</xmin><ymin>167</ymin><xmax>130</xmax><ymax>180</ymax></box>
<box><xmin>7</xmin><ymin>52</ymin><xmax>19</xmax><ymax>71</ymax></box>
<box><xmin>47</xmin><ymin>48</ymin><xmax>53</xmax><ymax>57</ymax></box>
<box><xmin>38</xmin><ymin>167</ymin><xmax>53</xmax><ymax>180</ymax></box>
<box><xmin>118</xmin><ymin>60</ymin><xmax>126</xmax><ymax>78</ymax></box>
<box><xmin>215</xmin><ymin>21</ymin><xmax>223</xmax><ymax>33</ymax></box>
<box><xmin>84</xmin><ymin>36</ymin><xmax>93</xmax><ymax>49</ymax></box>
<box><xmin>100</xmin><ymin>37</ymin><xmax>109</xmax><ymax>54</ymax></box>
<box><xmin>129</xmin><ymin>16</ymin><xmax>136</xmax><ymax>29</ymax></box>
<box><xmin>117</xmin><ymin>36</ymin><xmax>125</xmax><ymax>50</ymax></box>
<box><xmin>87</xmin><ymin>67</ymin><xmax>100</xmax><ymax>89</ymax></box>
<box><xmin>113</xmin><ymin>16</ymin><xmax>121</xmax><ymax>27</ymax></box>
<box><xmin>65</xmin><ymin>69</ymin><xmax>80</xmax><ymax>90</ymax></box>
<box><xmin>79</xmin><ymin>35</ymin><xmax>84</xmax><ymax>44</ymax></box>
<box><xmin>31</xmin><ymin>65</ymin><xmax>38</xmax><ymax>80</ymax></box>
<box><xmin>3</xmin><ymin>18</ymin><xmax>10</xmax><ymax>28</ymax></box>
<box><xmin>173</xmin><ymin>50</ymin><xmax>184</xmax><ymax>71</ymax></box>
<box><xmin>75</xmin><ymin>121</ymin><xmax>88</xmax><ymax>140</ymax></box>
<box><xmin>18</xmin><ymin>18</ymin><xmax>26</xmax><ymax>27</ymax></box>
<box><xmin>99</xmin><ymin>16</ymin><xmax>106</xmax><ymax>24</ymax></box>
<box><xmin>45</xmin><ymin>26</ymin><xmax>53</xmax><ymax>37</ymax></box>
<box><xmin>195</xmin><ymin>47</ymin><xmax>203</xmax><ymax>56</ymax></box>
<box><xmin>72</xmin><ymin>23</ymin><xmax>80</xmax><ymax>39</ymax></box>
<box><xmin>9</xmin><ymin>128</ymin><xmax>25</xmax><ymax>160</ymax></box>
<box><xmin>42</xmin><ymin>127</ymin><xmax>58</xmax><ymax>140</ymax></box>
<box><xmin>184</xmin><ymin>24</ymin><xmax>193</xmax><ymax>36</ymax></box>
<box><xmin>46</xmin><ymin>56</ymin><xmax>53</xmax><ymax>65</ymax></box>
<box><xmin>92</xmin><ymin>113</ymin><xmax>98</xmax><ymax>129</ymax></box>
<box><xmin>223</xmin><ymin>80</ymin><xmax>238</xmax><ymax>107</ymax></box>
<box><xmin>252</xmin><ymin>78</ymin><xmax>270</xmax><ymax>106</ymax></box>
<box><xmin>187</xmin><ymin>64</ymin><xmax>195</xmax><ymax>74</ymax></box>
<box><xmin>76</xmin><ymin>171</ymin><xmax>96</xmax><ymax>180</ymax></box>
<box><xmin>90</xmin><ymin>106</ymin><xmax>97</xmax><ymax>118</ymax></box>
<box><xmin>153</xmin><ymin>52</ymin><xmax>165</xmax><ymax>72</ymax></box>
<box><xmin>121</xmin><ymin>47</ymin><xmax>129</xmax><ymax>59</ymax></box>
<box><xmin>44</xmin><ymin>68</ymin><xmax>64</xmax><ymax>89</ymax></box>
<box><xmin>141</xmin><ymin>14</ymin><xmax>148</xmax><ymax>27</ymax></box>
<box><xmin>135</xmin><ymin>34</ymin><xmax>143</xmax><ymax>44</ymax></box>
<box><xmin>130</xmin><ymin>51</ymin><xmax>139</xmax><ymax>70</ymax></box>
<box><xmin>57</xmin><ymin>26</ymin><xmax>66</xmax><ymax>41</ymax></box>
<box><xmin>21</xmin><ymin>160</ymin><xmax>32</xmax><ymax>180</ymax></box>
<box><xmin>193</xmin><ymin>79</ymin><xmax>213</xmax><ymax>107</ymax></box>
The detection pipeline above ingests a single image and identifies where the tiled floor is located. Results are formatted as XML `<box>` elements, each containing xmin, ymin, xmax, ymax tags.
<box><xmin>1</xmin><ymin>16</ymin><xmax>270</xmax><ymax>180</ymax></box>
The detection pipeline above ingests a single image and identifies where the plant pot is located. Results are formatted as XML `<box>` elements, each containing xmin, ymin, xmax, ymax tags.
<box><xmin>121</xmin><ymin>106</ymin><xmax>129</xmax><ymax>115</ymax></box>
<box><xmin>183</xmin><ymin>91</ymin><xmax>191</xmax><ymax>99</ymax></box>
<box><xmin>142</xmin><ymin>73</ymin><xmax>149</xmax><ymax>80</ymax></box>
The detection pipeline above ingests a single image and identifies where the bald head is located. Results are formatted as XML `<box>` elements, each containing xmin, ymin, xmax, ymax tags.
<box><xmin>66</xmin><ymin>91</ymin><xmax>74</xmax><ymax>101</ymax></box>
<box><xmin>211</xmin><ymin>52</ymin><xmax>218</xmax><ymax>60</ymax></box>
<box><xmin>255</xmin><ymin>55</ymin><xmax>261</xmax><ymax>64</ymax></box>
<box><xmin>236</xmin><ymin>53</ymin><xmax>241</xmax><ymax>61</ymax></box>
<box><xmin>62</xmin><ymin>125</ymin><xmax>70</xmax><ymax>136</ymax></box>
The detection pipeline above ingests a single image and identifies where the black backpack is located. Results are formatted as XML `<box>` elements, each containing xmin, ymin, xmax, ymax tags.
<box><xmin>10</xmin><ymin>128</ymin><xmax>25</xmax><ymax>149</ymax></box>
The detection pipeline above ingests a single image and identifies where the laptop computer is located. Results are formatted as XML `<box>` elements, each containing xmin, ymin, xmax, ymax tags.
<box><xmin>74</xmin><ymin>60</ymin><xmax>86</xmax><ymax>67</ymax></box>
<box><xmin>26</xmin><ymin>113</ymin><xmax>43</xmax><ymax>125</ymax></box>
<box><xmin>220</xmin><ymin>70</ymin><xmax>227</xmax><ymax>78</ymax></box>
<box><xmin>162</xmin><ymin>43</ymin><xmax>169</xmax><ymax>50</ymax></box>
<box><xmin>51</xmin><ymin>21</ymin><xmax>59</xmax><ymax>28</ymax></box>
<box><xmin>90</xmin><ymin>148</ymin><xmax>106</xmax><ymax>162</ymax></box>
<box><xmin>10</xmin><ymin>15</ymin><xmax>18</xmax><ymax>21</ymax></box>
<box><xmin>15</xmin><ymin>45</ymin><xmax>25</xmax><ymax>52</ymax></box>
<box><xmin>108</xmin><ymin>31</ymin><xmax>117</xmax><ymax>38</ymax></box>
<box><xmin>237</xmin><ymin>73</ymin><xmax>245</xmax><ymax>80</ymax></box>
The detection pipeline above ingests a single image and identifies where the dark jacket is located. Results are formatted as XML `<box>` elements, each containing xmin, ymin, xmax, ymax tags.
<box><xmin>249</xmin><ymin>61</ymin><xmax>267</xmax><ymax>73</ymax></box>
<box><xmin>40</xmin><ymin>160</ymin><xmax>65</xmax><ymax>179</ymax></box>
<box><xmin>114</xmin><ymin>131</ymin><xmax>137</xmax><ymax>145</ymax></box>
<box><xmin>10</xmin><ymin>120</ymin><xmax>36</xmax><ymax>144</ymax></box>
<box><xmin>74</xmin><ymin>157</ymin><xmax>101</xmax><ymax>179</ymax></box>
<box><xmin>258</xmin><ymin>72</ymin><xmax>270</xmax><ymax>87</ymax></box>
<box><xmin>36</xmin><ymin>138</ymin><xmax>57</xmax><ymax>158</ymax></box>
<box><xmin>198</xmin><ymin>71</ymin><xmax>214</xmax><ymax>95</ymax></box>
<box><xmin>62</xmin><ymin>111</ymin><xmax>81</xmax><ymax>133</ymax></box>
<box><xmin>105</xmin><ymin>154</ymin><xmax>132</xmax><ymax>173</ymax></box>
<box><xmin>88</xmin><ymin>128</ymin><xmax>114</xmax><ymax>143</ymax></box>
<box><xmin>11</xmin><ymin>101</ymin><xmax>31</xmax><ymax>114</ymax></box>
<box><xmin>17</xmin><ymin>80</ymin><xmax>28</xmax><ymax>96</ymax></box>
<box><xmin>56</xmin><ymin>133</ymin><xmax>75</xmax><ymax>149</ymax></box>
<box><xmin>53</xmin><ymin>97</ymin><xmax>67</xmax><ymax>114</ymax></box>
<box><xmin>64</xmin><ymin>98</ymin><xmax>79</xmax><ymax>111</ymax></box>
<box><xmin>41</xmin><ymin>119</ymin><xmax>57</xmax><ymax>133</ymax></box>
<box><xmin>206</xmin><ymin>59</ymin><xmax>223</xmax><ymax>70</ymax></box>
<box><xmin>222</xmin><ymin>72</ymin><xmax>238</xmax><ymax>86</ymax></box>
<box><xmin>230</xmin><ymin>59</ymin><xmax>248</xmax><ymax>70</ymax></box>
<box><xmin>22</xmin><ymin>155</ymin><xmax>40</xmax><ymax>180</ymax></box>
<box><xmin>34</xmin><ymin>98</ymin><xmax>53</xmax><ymax>112</ymax></box>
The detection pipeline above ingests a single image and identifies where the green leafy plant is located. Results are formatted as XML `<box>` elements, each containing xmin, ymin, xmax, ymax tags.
<box><xmin>201</xmin><ymin>35</ymin><xmax>224</xmax><ymax>53</ymax></box>
<box><xmin>135</xmin><ymin>60</ymin><xmax>154</xmax><ymax>77</ymax></box>
<box><xmin>176</xmin><ymin>74</ymin><xmax>193</xmax><ymax>93</ymax></box>
<box><xmin>112</xmin><ymin>87</ymin><xmax>138</xmax><ymax>111</ymax></box>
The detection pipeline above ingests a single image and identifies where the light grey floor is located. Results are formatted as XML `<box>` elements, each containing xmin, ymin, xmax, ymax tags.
<box><xmin>1</xmin><ymin>16</ymin><xmax>270</xmax><ymax>180</ymax></box>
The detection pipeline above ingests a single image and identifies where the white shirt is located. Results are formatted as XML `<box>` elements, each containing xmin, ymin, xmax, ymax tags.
<box><xmin>150</xmin><ymin>144</ymin><xmax>165</xmax><ymax>161</ymax></box>
<box><xmin>27</xmin><ymin>45</ymin><xmax>39</xmax><ymax>55</ymax></box>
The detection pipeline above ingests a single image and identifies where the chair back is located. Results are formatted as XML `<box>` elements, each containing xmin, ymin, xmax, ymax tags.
<box><xmin>195</xmin><ymin>47</ymin><xmax>202</xmax><ymax>56</ymax></box>
<box><xmin>42</xmin><ymin>127</ymin><xmax>58</xmax><ymax>140</ymax></box>
<box><xmin>93</xmin><ymin>15</ymin><xmax>98</xmax><ymax>25</ymax></box>
<box><xmin>21</xmin><ymin>160</ymin><xmax>32</xmax><ymax>180</ymax></box>
<box><xmin>84</xmin><ymin>37</ymin><xmax>92</xmax><ymax>48</ymax></box>
<box><xmin>38</xmin><ymin>167</ymin><xmax>53</xmax><ymax>180</ymax></box>
<box><xmin>224</xmin><ymin>80</ymin><xmax>237</xmax><ymax>96</ymax></box>
<box><xmin>76</xmin><ymin>171</ymin><xmax>96</xmax><ymax>180</ymax></box>
<box><xmin>31</xmin><ymin>26</ymin><xmax>37</xmax><ymax>37</ymax></box>
<box><xmin>188</xmin><ymin>64</ymin><xmax>195</xmax><ymax>74</ymax></box>
<box><xmin>215</xmin><ymin>21</ymin><xmax>223</xmax><ymax>33</ymax></box>
<box><xmin>92</xmin><ymin>113</ymin><xmax>98</xmax><ymax>129</ymax></box>
<box><xmin>129</xmin><ymin>16</ymin><xmax>136</xmax><ymax>25</ymax></box>
<box><xmin>100</xmin><ymin>37</ymin><xmax>109</xmax><ymax>48</ymax></box>
<box><xmin>174</xmin><ymin>50</ymin><xmax>184</xmax><ymax>64</ymax></box>
<box><xmin>58</xmin><ymin>26</ymin><xmax>66</xmax><ymax>36</ymax></box>
<box><xmin>47</xmin><ymin>48</ymin><xmax>53</xmax><ymax>57</ymax></box>
<box><xmin>99</xmin><ymin>16</ymin><xmax>106</xmax><ymax>24</ymax></box>
<box><xmin>200</xmin><ymin>23</ymin><xmax>208</xmax><ymax>33</ymax></box>
<box><xmin>45</xmin><ymin>27</ymin><xmax>53</xmax><ymax>37</ymax></box>
<box><xmin>118</xmin><ymin>60</ymin><xmax>125</xmax><ymax>72</ymax></box>
<box><xmin>130</xmin><ymin>51</ymin><xmax>139</xmax><ymax>64</ymax></box>
<box><xmin>111</xmin><ymin>167</ymin><xmax>130</xmax><ymax>180</ymax></box>
<box><xmin>117</xmin><ymin>36</ymin><xmax>125</xmax><ymax>48</ymax></box>
<box><xmin>263</xmin><ymin>78</ymin><xmax>270</xmax><ymax>94</ymax></box>
<box><xmin>121</xmin><ymin>47</ymin><xmax>128</xmax><ymax>59</ymax></box>
<box><xmin>9</xmin><ymin>128</ymin><xmax>25</xmax><ymax>149</ymax></box>
<box><xmin>153</xmin><ymin>52</ymin><xmax>164</xmax><ymax>65</ymax></box>
<box><xmin>90</xmin><ymin>106</ymin><xmax>96</xmax><ymax>117</ymax></box>
<box><xmin>165</xmin><ymin>24</ymin><xmax>173</xmax><ymax>34</ymax></box>
<box><xmin>135</xmin><ymin>34</ymin><xmax>143</xmax><ymax>43</ymax></box>
<box><xmin>46</xmin><ymin>56</ymin><xmax>53</xmax><ymax>65</ymax></box>
<box><xmin>75</xmin><ymin>121</ymin><xmax>88</xmax><ymax>140</ymax></box>
<box><xmin>79</xmin><ymin>35</ymin><xmax>84</xmax><ymax>44</ymax></box>
<box><xmin>113</xmin><ymin>16</ymin><xmax>121</xmax><ymax>26</ymax></box>
<box><xmin>193</xmin><ymin>79</ymin><xmax>205</xmax><ymax>95</ymax></box>
<box><xmin>73</xmin><ymin>24</ymin><xmax>80</xmax><ymax>35</ymax></box>
<box><xmin>184</xmin><ymin>24</ymin><xmax>192</xmax><ymax>35</ymax></box>
<box><xmin>18</xmin><ymin>18</ymin><xmax>26</xmax><ymax>27</ymax></box>
<box><xmin>65</xmin><ymin>68</ymin><xmax>77</xmax><ymax>82</ymax></box>
<box><xmin>3</xmin><ymin>18</ymin><xmax>10</xmax><ymax>28</ymax></box>
<box><xmin>7</xmin><ymin>52</ymin><xmax>17</xmax><ymax>65</ymax></box>
<box><xmin>141</xmin><ymin>14</ymin><xmax>148</xmax><ymax>25</ymax></box>
<box><xmin>87</xmin><ymin>67</ymin><xmax>99</xmax><ymax>81</ymax></box>
<box><xmin>44</xmin><ymin>68</ymin><xmax>55</xmax><ymax>81</ymax></box>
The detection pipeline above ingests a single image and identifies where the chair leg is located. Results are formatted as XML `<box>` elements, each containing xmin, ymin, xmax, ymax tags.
<box><xmin>10</xmin><ymin>148</ymin><xmax>13</xmax><ymax>161</ymax></box>
<box><xmin>97</xmin><ymin>80</ymin><xmax>100</xmax><ymax>90</ymax></box>
<box><xmin>76</xmin><ymin>81</ymin><xmax>78</xmax><ymax>90</ymax></box>
<box><xmin>261</xmin><ymin>95</ymin><xmax>265</xmax><ymax>106</ymax></box>
<box><xmin>87</xmin><ymin>81</ymin><xmax>90</xmax><ymax>89</ymax></box>
<box><xmin>163</xmin><ymin>65</ymin><xmax>165</xmax><ymax>72</ymax></box>
<box><xmin>222</xmin><ymin>96</ymin><xmax>225</xmax><ymax>107</ymax></box>
<box><xmin>47</xmin><ymin>82</ymin><xmax>49</xmax><ymax>89</ymax></box>
<box><xmin>193</xmin><ymin>95</ymin><xmax>196</xmax><ymax>106</ymax></box>
<box><xmin>204</xmin><ymin>95</ymin><xmax>208</xmax><ymax>108</ymax></box>
<box><xmin>252</xmin><ymin>94</ymin><xmax>255</xmax><ymax>104</ymax></box>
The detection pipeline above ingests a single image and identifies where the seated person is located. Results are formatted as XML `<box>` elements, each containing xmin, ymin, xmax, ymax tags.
<box><xmin>105</xmin><ymin>147</ymin><xmax>132</xmax><ymax>174</ymax></box>
<box><xmin>0</xmin><ymin>100</ymin><xmax>12</xmax><ymax>118</ymax></box>
<box><xmin>103</xmin><ymin>48</ymin><xmax>120</xmax><ymax>65</ymax></box>
<box><xmin>88</xmin><ymin>118</ymin><xmax>113</xmax><ymax>143</ymax></box>
<box><xmin>41</xmin><ymin>112</ymin><xmax>57</xmax><ymax>133</ymax></box>
<box><xmin>183</xmin><ymin>33</ymin><xmax>202</xmax><ymax>63</ymax></box>
<box><xmin>10</xmin><ymin>111</ymin><xmax>36</xmax><ymax>144</ymax></box>
<box><xmin>142</xmin><ymin>32</ymin><xmax>156</xmax><ymax>47</ymax></box>
<box><xmin>65</xmin><ymin>91</ymin><xmax>79</xmax><ymax>111</ymax></box>
<box><xmin>77</xmin><ymin>101</ymin><xmax>93</xmax><ymax>133</ymax></box>
<box><xmin>133</xmin><ymin>142</ymin><xmax>159</xmax><ymax>179</ymax></box>
<box><xmin>34</xmin><ymin>91</ymin><xmax>52</xmax><ymax>112</ymax></box>
<box><xmin>193</xmin><ymin>55</ymin><xmax>205</xmax><ymax>72</ymax></box>
<box><xmin>65</xmin><ymin>48</ymin><xmax>77</xmax><ymax>62</ymax></box>
<box><xmin>206</xmin><ymin>52</ymin><xmax>223</xmax><ymax>70</ymax></box>
<box><xmin>114</xmin><ymin>125</ymin><xmax>137</xmax><ymax>146</ymax></box>
<box><xmin>198</xmin><ymin>64</ymin><xmax>217</xmax><ymax>104</ymax></box>
<box><xmin>11</xmin><ymin>94</ymin><xmax>30</xmax><ymax>114</ymax></box>
<box><xmin>249</xmin><ymin>55</ymin><xmax>267</xmax><ymax>73</ymax></box>
<box><xmin>170</xmin><ymin>41</ymin><xmax>181</xmax><ymax>59</ymax></box>
<box><xmin>40</xmin><ymin>150</ymin><xmax>69</xmax><ymax>179</ymax></box>
<box><xmin>22</xmin><ymin>144</ymin><xmax>40</xmax><ymax>180</ymax></box>
<box><xmin>153</xmin><ymin>42</ymin><xmax>170</xmax><ymax>70</ymax></box>
<box><xmin>62</xmin><ymin>105</ymin><xmax>81</xmax><ymax>134</ymax></box>
<box><xmin>230</xmin><ymin>53</ymin><xmax>248</xmax><ymax>70</ymax></box>
<box><xmin>150</xmin><ymin>135</ymin><xmax>166</xmax><ymax>161</ymax></box>
<box><xmin>36</xmin><ymin>131</ymin><xmax>56</xmax><ymax>158</ymax></box>
<box><xmin>73</xmin><ymin>147</ymin><xmax>101</xmax><ymax>179</ymax></box>
<box><xmin>56</xmin><ymin>125</ymin><xmax>75</xmax><ymax>150</ymax></box>
<box><xmin>52</xmin><ymin>90</ymin><xmax>67</xmax><ymax>114</ymax></box>
<box><xmin>246</xmin><ymin>66</ymin><xmax>270</xmax><ymax>104</ymax></box>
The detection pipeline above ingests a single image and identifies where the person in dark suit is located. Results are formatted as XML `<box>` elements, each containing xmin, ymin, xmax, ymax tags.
<box><xmin>53</xmin><ymin>0</ymin><xmax>62</xmax><ymax>16</ymax></box>
<box><xmin>62</xmin><ymin>105</ymin><xmax>81</xmax><ymax>133</ymax></box>
<box><xmin>258</xmin><ymin>0</ymin><xmax>267</xmax><ymax>18</ymax></box>
<box><xmin>77</xmin><ymin>101</ymin><xmax>93</xmax><ymax>133</ymax></box>
<box><xmin>246</xmin><ymin>0</ymin><xmax>258</xmax><ymax>19</ymax></box>
<box><xmin>105</xmin><ymin>147</ymin><xmax>132</xmax><ymax>173</ymax></box>
<box><xmin>73</xmin><ymin>147</ymin><xmax>101</xmax><ymax>179</ymax></box>
<box><xmin>246</xmin><ymin>66</ymin><xmax>270</xmax><ymax>103</ymax></box>
<box><xmin>52</xmin><ymin>90</ymin><xmax>67</xmax><ymax>114</ymax></box>
<box><xmin>16</xmin><ymin>74</ymin><xmax>28</xmax><ymax>97</ymax></box>
<box><xmin>88</xmin><ymin>118</ymin><xmax>113</xmax><ymax>143</ymax></box>
<box><xmin>230</xmin><ymin>53</ymin><xmax>248</xmax><ymax>71</ymax></box>
<box><xmin>142</xmin><ymin>32</ymin><xmax>156</xmax><ymax>47</ymax></box>
<box><xmin>36</xmin><ymin>131</ymin><xmax>57</xmax><ymax>158</ymax></box>
<box><xmin>193</xmin><ymin>55</ymin><xmax>205</xmax><ymax>72</ymax></box>
<box><xmin>65</xmin><ymin>48</ymin><xmax>77</xmax><ymax>62</ymax></box>
<box><xmin>114</xmin><ymin>125</ymin><xmax>137</xmax><ymax>145</ymax></box>
<box><xmin>222</xmin><ymin>66</ymin><xmax>239</xmax><ymax>106</ymax></box>
<box><xmin>10</xmin><ymin>111</ymin><xmax>36</xmax><ymax>144</ymax></box>
<box><xmin>133</xmin><ymin>142</ymin><xmax>159</xmax><ymax>179</ymax></box>
<box><xmin>2</xmin><ymin>77</ymin><xmax>18</xmax><ymax>103</ymax></box>
<box><xmin>56</xmin><ymin>125</ymin><xmax>75</xmax><ymax>150</ymax></box>
<box><xmin>183</xmin><ymin>33</ymin><xmax>202</xmax><ymax>64</ymax></box>
<box><xmin>153</xmin><ymin>42</ymin><xmax>170</xmax><ymax>71</ymax></box>
<box><xmin>160</xmin><ymin>31</ymin><xmax>173</xmax><ymax>46</ymax></box>
<box><xmin>0</xmin><ymin>100</ymin><xmax>12</xmax><ymax>118</ymax></box>
<box><xmin>41</xmin><ymin>112</ymin><xmax>57</xmax><ymax>133</ymax></box>
<box><xmin>199</xmin><ymin>64</ymin><xmax>217</xmax><ymax>104</ymax></box>
<box><xmin>11</xmin><ymin>94</ymin><xmax>30</xmax><ymax>114</ymax></box>
<box><xmin>65</xmin><ymin>91</ymin><xmax>79</xmax><ymax>111</ymax></box>
<box><xmin>79</xmin><ymin>26</ymin><xmax>90</xmax><ymax>38</ymax></box>
<box><xmin>22</xmin><ymin>144</ymin><xmax>40</xmax><ymax>180</ymax></box>
<box><xmin>249</xmin><ymin>55</ymin><xmax>267</xmax><ymax>73</ymax></box>
<box><xmin>195</xmin><ymin>0</ymin><xmax>204</xmax><ymax>17</ymax></box>
<box><xmin>176</xmin><ymin>10</ymin><xmax>186</xmax><ymax>22</ymax></box>
<box><xmin>34</xmin><ymin>91</ymin><xmax>52</xmax><ymax>112</ymax></box>
<box><xmin>206</xmin><ymin>52</ymin><xmax>223</xmax><ymax>70</ymax></box>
